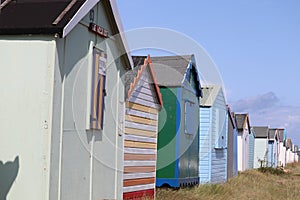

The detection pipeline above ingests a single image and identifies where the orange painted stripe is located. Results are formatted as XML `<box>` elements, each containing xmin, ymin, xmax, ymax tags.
<box><xmin>97</xmin><ymin>75</ymin><xmax>104</xmax><ymax>128</ymax></box>
<box><xmin>92</xmin><ymin>53</ymin><xmax>99</xmax><ymax>129</ymax></box>
<box><xmin>126</xmin><ymin>102</ymin><xmax>158</xmax><ymax>114</ymax></box>
<box><xmin>124</xmin><ymin>153</ymin><xmax>156</xmax><ymax>161</ymax></box>
<box><xmin>123</xmin><ymin>177</ymin><xmax>155</xmax><ymax>187</ymax></box>
<box><xmin>125</xmin><ymin>127</ymin><xmax>157</xmax><ymax>138</ymax></box>
<box><xmin>125</xmin><ymin>115</ymin><xmax>157</xmax><ymax>126</ymax></box>
<box><xmin>124</xmin><ymin>166</ymin><xmax>156</xmax><ymax>173</ymax></box>
<box><xmin>124</xmin><ymin>140</ymin><xmax>156</xmax><ymax>149</ymax></box>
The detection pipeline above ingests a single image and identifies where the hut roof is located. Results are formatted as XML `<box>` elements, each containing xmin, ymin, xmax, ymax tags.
<box><xmin>126</xmin><ymin>55</ymin><xmax>163</xmax><ymax>107</ymax></box>
<box><xmin>200</xmin><ymin>85</ymin><xmax>222</xmax><ymax>107</ymax></box>
<box><xmin>0</xmin><ymin>0</ymin><xmax>133</xmax><ymax>68</ymax></box>
<box><xmin>252</xmin><ymin>126</ymin><xmax>269</xmax><ymax>138</ymax></box>
<box><xmin>235</xmin><ymin>114</ymin><xmax>250</xmax><ymax>131</ymax></box>
<box><xmin>133</xmin><ymin>55</ymin><xmax>202</xmax><ymax>97</ymax></box>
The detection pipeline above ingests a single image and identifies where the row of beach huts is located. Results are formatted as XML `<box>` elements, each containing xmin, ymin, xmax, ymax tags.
<box><xmin>0</xmin><ymin>0</ymin><xmax>299</xmax><ymax>200</ymax></box>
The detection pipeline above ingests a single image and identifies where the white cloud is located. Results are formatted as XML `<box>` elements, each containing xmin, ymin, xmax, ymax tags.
<box><xmin>230</xmin><ymin>92</ymin><xmax>300</xmax><ymax>145</ymax></box>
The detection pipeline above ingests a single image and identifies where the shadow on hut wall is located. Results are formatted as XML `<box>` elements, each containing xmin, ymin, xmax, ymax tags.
<box><xmin>0</xmin><ymin>156</ymin><xmax>19</xmax><ymax>200</ymax></box>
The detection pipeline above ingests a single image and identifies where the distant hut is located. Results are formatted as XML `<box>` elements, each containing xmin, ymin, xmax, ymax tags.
<box><xmin>148</xmin><ymin>55</ymin><xmax>202</xmax><ymax>188</ymax></box>
<box><xmin>248</xmin><ymin>127</ymin><xmax>256</xmax><ymax>169</ymax></box>
<box><xmin>268</xmin><ymin>129</ymin><xmax>279</xmax><ymax>168</ymax></box>
<box><xmin>277</xmin><ymin>129</ymin><xmax>287</xmax><ymax>167</ymax></box>
<box><xmin>285</xmin><ymin>138</ymin><xmax>293</xmax><ymax>164</ymax></box>
<box><xmin>227</xmin><ymin>109</ymin><xmax>238</xmax><ymax>179</ymax></box>
<box><xmin>235</xmin><ymin>114</ymin><xmax>251</xmax><ymax>171</ymax></box>
<box><xmin>253</xmin><ymin>126</ymin><xmax>269</xmax><ymax>168</ymax></box>
<box><xmin>199</xmin><ymin>85</ymin><xmax>228</xmax><ymax>184</ymax></box>
<box><xmin>124</xmin><ymin>55</ymin><xmax>163</xmax><ymax>199</ymax></box>
<box><xmin>293</xmin><ymin>145</ymin><xmax>299</xmax><ymax>163</ymax></box>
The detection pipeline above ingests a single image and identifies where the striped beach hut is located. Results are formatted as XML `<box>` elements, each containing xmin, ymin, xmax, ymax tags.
<box><xmin>253</xmin><ymin>126</ymin><xmax>269</xmax><ymax>168</ymax></box>
<box><xmin>199</xmin><ymin>85</ymin><xmax>228</xmax><ymax>184</ymax></box>
<box><xmin>227</xmin><ymin>109</ymin><xmax>238</xmax><ymax>179</ymax></box>
<box><xmin>124</xmin><ymin>55</ymin><xmax>163</xmax><ymax>199</ymax></box>
<box><xmin>150</xmin><ymin>55</ymin><xmax>202</xmax><ymax>188</ymax></box>
<box><xmin>235</xmin><ymin>114</ymin><xmax>251</xmax><ymax>171</ymax></box>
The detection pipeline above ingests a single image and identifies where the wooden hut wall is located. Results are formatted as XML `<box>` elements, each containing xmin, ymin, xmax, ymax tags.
<box><xmin>124</xmin><ymin>68</ymin><xmax>160</xmax><ymax>199</ymax></box>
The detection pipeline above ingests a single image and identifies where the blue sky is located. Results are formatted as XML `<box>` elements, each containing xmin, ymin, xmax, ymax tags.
<box><xmin>116</xmin><ymin>0</ymin><xmax>300</xmax><ymax>144</ymax></box>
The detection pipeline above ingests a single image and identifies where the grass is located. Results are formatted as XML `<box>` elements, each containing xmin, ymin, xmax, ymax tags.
<box><xmin>156</xmin><ymin>163</ymin><xmax>300</xmax><ymax>200</ymax></box>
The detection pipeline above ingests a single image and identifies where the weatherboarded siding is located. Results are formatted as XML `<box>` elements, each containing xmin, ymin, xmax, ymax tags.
<box><xmin>124</xmin><ymin>69</ymin><xmax>159</xmax><ymax>199</ymax></box>
<box><xmin>227</xmin><ymin>114</ymin><xmax>238</xmax><ymax>179</ymax></box>
<box><xmin>199</xmin><ymin>108</ymin><xmax>211</xmax><ymax>183</ymax></box>
<box><xmin>210</xmin><ymin>91</ymin><xmax>227</xmax><ymax>183</ymax></box>
<box><xmin>248</xmin><ymin>132</ymin><xmax>255</xmax><ymax>169</ymax></box>
<box><xmin>199</xmin><ymin>88</ymin><xmax>227</xmax><ymax>184</ymax></box>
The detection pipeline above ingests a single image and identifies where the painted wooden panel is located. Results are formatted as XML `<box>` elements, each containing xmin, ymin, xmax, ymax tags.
<box><xmin>125</xmin><ymin>127</ymin><xmax>157</xmax><ymax>138</ymax></box>
<box><xmin>126</xmin><ymin>102</ymin><xmax>158</xmax><ymax>114</ymax></box>
<box><xmin>248</xmin><ymin>131</ymin><xmax>255</xmax><ymax>169</ymax></box>
<box><xmin>123</xmin><ymin>177</ymin><xmax>155</xmax><ymax>187</ymax></box>
<box><xmin>124</xmin><ymin>172</ymin><xmax>156</xmax><ymax>180</ymax></box>
<box><xmin>128</xmin><ymin>97</ymin><xmax>159</xmax><ymax>109</ymax></box>
<box><xmin>124</xmin><ymin>153</ymin><xmax>156</xmax><ymax>161</ymax></box>
<box><xmin>124</xmin><ymin>68</ymin><xmax>159</xmax><ymax>199</ymax></box>
<box><xmin>123</xmin><ymin>189</ymin><xmax>155</xmax><ymax>200</ymax></box>
<box><xmin>253</xmin><ymin>139</ymin><xmax>268</xmax><ymax>168</ymax></box>
<box><xmin>125</xmin><ymin>115</ymin><xmax>157</xmax><ymax>126</ymax></box>
<box><xmin>125</xmin><ymin>121</ymin><xmax>157</xmax><ymax>132</ymax></box>
<box><xmin>124</xmin><ymin>140</ymin><xmax>157</xmax><ymax>149</ymax></box>
<box><xmin>124</xmin><ymin>148</ymin><xmax>156</xmax><ymax>155</ymax></box>
<box><xmin>199</xmin><ymin>107</ymin><xmax>211</xmax><ymax>184</ymax></box>
<box><xmin>124</xmin><ymin>161</ymin><xmax>157</xmax><ymax>167</ymax></box>
<box><xmin>124</xmin><ymin>166</ymin><xmax>156</xmax><ymax>173</ymax></box>
<box><xmin>125</xmin><ymin>134</ymin><xmax>157</xmax><ymax>143</ymax></box>
<box><xmin>123</xmin><ymin>184</ymin><xmax>155</xmax><ymax>193</ymax></box>
<box><xmin>227</xmin><ymin>113</ymin><xmax>238</xmax><ymax>179</ymax></box>
<box><xmin>126</xmin><ymin>109</ymin><xmax>157</xmax><ymax>120</ymax></box>
<box><xmin>199</xmin><ymin>87</ymin><xmax>228</xmax><ymax>184</ymax></box>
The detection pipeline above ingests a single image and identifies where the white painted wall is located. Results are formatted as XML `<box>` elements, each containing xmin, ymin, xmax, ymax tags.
<box><xmin>237</xmin><ymin>124</ymin><xmax>249</xmax><ymax>171</ymax></box>
<box><xmin>0</xmin><ymin>37</ymin><xmax>56</xmax><ymax>200</ymax></box>
<box><xmin>278</xmin><ymin>142</ymin><xmax>286</xmax><ymax>167</ymax></box>
<box><xmin>253</xmin><ymin>139</ymin><xmax>268</xmax><ymax>168</ymax></box>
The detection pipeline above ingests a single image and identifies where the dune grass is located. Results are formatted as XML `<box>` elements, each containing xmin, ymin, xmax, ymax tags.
<box><xmin>156</xmin><ymin>163</ymin><xmax>300</xmax><ymax>200</ymax></box>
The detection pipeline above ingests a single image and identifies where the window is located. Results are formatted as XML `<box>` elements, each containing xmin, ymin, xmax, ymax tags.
<box><xmin>90</xmin><ymin>48</ymin><xmax>107</xmax><ymax>130</ymax></box>
<box><xmin>185</xmin><ymin>101</ymin><xmax>196</xmax><ymax>135</ymax></box>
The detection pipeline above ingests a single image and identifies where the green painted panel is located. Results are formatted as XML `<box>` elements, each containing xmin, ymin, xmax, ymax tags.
<box><xmin>156</xmin><ymin>87</ymin><xmax>178</xmax><ymax>178</ymax></box>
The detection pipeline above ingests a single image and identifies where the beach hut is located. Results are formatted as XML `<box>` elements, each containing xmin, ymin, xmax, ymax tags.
<box><xmin>235</xmin><ymin>114</ymin><xmax>251</xmax><ymax>171</ymax></box>
<box><xmin>268</xmin><ymin>129</ymin><xmax>279</xmax><ymax>167</ymax></box>
<box><xmin>277</xmin><ymin>129</ymin><xmax>286</xmax><ymax>167</ymax></box>
<box><xmin>293</xmin><ymin>145</ymin><xmax>299</xmax><ymax>163</ymax></box>
<box><xmin>285</xmin><ymin>139</ymin><xmax>293</xmax><ymax>164</ymax></box>
<box><xmin>0</xmin><ymin>1</ymin><xmax>133</xmax><ymax>199</ymax></box>
<box><xmin>150</xmin><ymin>55</ymin><xmax>202</xmax><ymax>188</ymax></box>
<box><xmin>123</xmin><ymin>55</ymin><xmax>163</xmax><ymax>199</ymax></box>
<box><xmin>227</xmin><ymin>109</ymin><xmax>238</xmax><ymax>179</ymax></box>
<box><xmin>253</xmin><ymin>126</ymin><xmax>269</xmax><ymax>168</ymax></box>
<box><xmin>248</xmin><ymin>127</ymin><xmax>255</xmax><ymax>169</ymax></box>
<box><xmin>199</xmin><ymin>85</ymin><xmax>228</xmax><ymax>184</ymax></box>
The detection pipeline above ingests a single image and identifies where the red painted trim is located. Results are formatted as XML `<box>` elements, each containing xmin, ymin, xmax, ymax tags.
<box><xmin>123</xmin><ymin>189</ymin><xmax>155</xmax><ymax>200</ymax></box>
